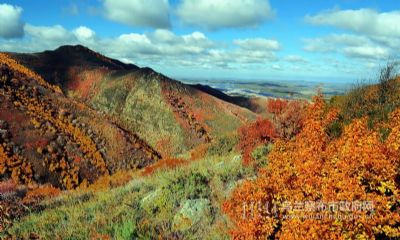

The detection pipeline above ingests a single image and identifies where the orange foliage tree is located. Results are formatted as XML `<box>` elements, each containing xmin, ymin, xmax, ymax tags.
<box><xmin>237</xmin><ymin>118</ymin><xmax>277</xmax><ymax>165</ymax></box>
<box><xmin>224</xmin><ymin>95</ymin><xmax>400</xmax><ymax>239</ymax></box>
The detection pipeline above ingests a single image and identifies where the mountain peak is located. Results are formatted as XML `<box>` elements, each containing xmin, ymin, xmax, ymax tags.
<box><xmin>54</xmin><ymin>44</ymin><xmax>92</xmax><ymax>53</ymax></box>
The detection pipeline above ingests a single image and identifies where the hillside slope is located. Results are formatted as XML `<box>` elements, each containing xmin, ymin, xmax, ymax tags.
<box><xmin>0</xmin><ymin>53</ymin><xmax>160</xmax><ymax>190</ymax></box>
<box><xmin>10</xmin><ymin>45</ymin><xmax>257</xmax><ymax>156</ymax></box>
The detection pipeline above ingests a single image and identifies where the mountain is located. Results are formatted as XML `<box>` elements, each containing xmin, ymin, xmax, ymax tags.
<box><xmin>1</xmin><ymin>45</ymin><xmax>258</xmax><ymax>189</ymax></box>
<box><xmin>0</xmin><ymin>53</ymin><xmax>160</xmax><ymax>190</ymax></box>
<box><xmin>9</xmin><ymin>45</ymin><xmax>257</xmax><ymax>157</ymax></box>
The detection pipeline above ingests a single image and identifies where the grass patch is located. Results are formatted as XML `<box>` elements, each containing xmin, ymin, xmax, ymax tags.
<box><xmin>8</xmin><ymin>152</ymin><xmax>257</xmax><ymax>239</ymax></box>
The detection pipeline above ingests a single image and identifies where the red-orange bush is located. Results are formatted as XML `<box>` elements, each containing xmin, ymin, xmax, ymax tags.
<box><xmin>0</xmin><ymin>179</ymin><xmax>17</xmax><ymax>194</ymax></box>
<box><xmin>22</xmin><ymin>185</ymin><xmax>61</xmax><ymax>204</ymax></box>
<box><xmin>224</xmin><ymin>95</ymin><xmax>400</xmax><ymax>239</ymax></box>
<box><xmin>237</xmin><ymin>118</ymin><xmax>277</xmax><ymax>165</ymax></box>
<box><xmin>84</xmin><ymin>170</ymin><xmax>133</xmax><ymax>191</ymax></box>
<box><xmin>267</xmin><ymin>98</ymin><xmax>307</xmax><ymax>139</ymax></box>
<box><xmin>190</xmin><ymin>143</ymin><xmax>209</xmax><ymax>161</ymax></box>
<box><xmin>267</xmin><ymin>98</ymin><xmax>288</xmax><ymax>115</ymax></box>
<box><xmin>142</xmin><ymin>158</ymin><xmax>187</xmax><ymax>176</ymax></box>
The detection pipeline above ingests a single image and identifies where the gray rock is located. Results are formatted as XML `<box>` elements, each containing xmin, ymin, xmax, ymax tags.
<box><xmin>56</xmin><ymin>136</ymin><xmax>66</xmax><ymax>146</ymax></box>
<box><xmin>172</xmin><ymin>199</ymin><xmax>211</xmax><ymax>231</ymax></box>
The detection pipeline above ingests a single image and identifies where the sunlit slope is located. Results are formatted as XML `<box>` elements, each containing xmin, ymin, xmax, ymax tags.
<box><xmin>11</xmin><ymin>45</ymin><xmax>257</xmax><ymax>156</ymax></box>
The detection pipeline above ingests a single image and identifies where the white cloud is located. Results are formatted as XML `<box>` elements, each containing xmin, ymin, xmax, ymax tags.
<box><xmin>303</xmin><ymin>34</ymin><xmax>390</xmax><ymax>60</ymax></box>
<box><xmin>199</xmin><ymin>37</ymin><xmax>281</xmax><ymax>66</ymax></box>
<box><xmin>106</xmin><ymin>30</ymin><xmax>215</xmax><ymax>58</ymax></box>
<box><xmin>73</xmin><ymin>26</ymin><xmax>96</xmax><ymax>42</ymax></box>
<box><xmin>1</xmin><ymin>22</ymin><xmax>283</xmax><ymax>71</ymax></box>
<box><xmin>343</xmin><ymin>46</ymin><xmax>389</xmax><ymax>59</ymax></box>
<box><xmin>305</xmin><ymin>8</ymin><xmax>400</xmax><ymax>38</ymax></box>
<box><xmin>103</xmin><ymin>0</ymin><xmax>170</xmax><ymax>28</ymax></box>
<box><xmin>176</xmin><ymin>0</ymin><xmax>274</xmax><ymax>30</ymax></box>
<box><xmin>304</xmin><ymin>8</ymin><xmax>400</xmax><ymax>62</ymax></box>
<box><xmin>0</xmin><ymin>4</ymin><xmax>24</xmax><ymax>39</ymax></box>
<box><xmin>1</xmin><ymin>24</ymin><xmax>79</xmax><ymax>53</ymax></box>
<box><xmin>233</xmin><ymin>38</ymin><xmax>280</xmax><ymax>51</ymax></box>
<box><xmin>102</xmin><ymin>33</ymin><xmax>279</xmax><ymax>68</ymax></box>
<box><xmin>303</xmin><ymin>34</ymin><xmax>370</xmax><ymax>53</ymax></box>
<box><xmin>113</xmin><ymin>33</ymin><xmax>159</xmax><ymax>55</ymax></box>
<box><xmin>284</xmin><ymin>55</ymin><xmax>307</xmax><ymax>63</ymax></box>
<box><xmin>24</xmin><ymin>24</ymin><xmax>74</xmax><ymax>43</ymax></box>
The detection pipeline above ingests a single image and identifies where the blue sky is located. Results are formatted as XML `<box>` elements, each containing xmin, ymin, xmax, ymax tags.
<box><xmin>0</xmin><ymin>0</ymin><xmax>399</xmax><ymax>82</ymax></box>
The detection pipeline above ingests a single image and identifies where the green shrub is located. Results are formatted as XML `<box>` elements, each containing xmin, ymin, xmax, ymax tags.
<box><xmin>207</xmin><ymin>133</ymin><xmax>238</xmax><ymax>156</ymax></box>
<box><xmin>379</xmin><ymin>127</ymin><xmax>391</xmax><ymax>142</ymax></box>
<box><xmin>326</xmin><ymin>119</ymin><xmax>343</xmax><ymax>139</ymax></box>
<box><xmin>166</xmin><ymin>171</ymin><xmax>211</xmax><ymax>200</ymax></box>
<box><xmin>251</xmin><ymin>143</ymin><xmax>273</xmax><ymax>167</ymax></box>
<box><xmin>340</xmin><ymin>62</ymin><xmax>399</xmax><ymax>126</ymax></box>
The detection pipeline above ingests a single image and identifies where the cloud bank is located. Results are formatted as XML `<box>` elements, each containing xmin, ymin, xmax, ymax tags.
<box><xmin>0</xmin><ymin>4</ymin><xmax>24</xmax><ymax>39</ymax></box>
<box><xmin>176</xmin><ymin>0</ymin><xmax>274</xmax><ymax>30</ymax></box>
<box><xmin>102</xmin><ymin>0</ymin><xmax>170</xmax><ymax>29</ymax></box>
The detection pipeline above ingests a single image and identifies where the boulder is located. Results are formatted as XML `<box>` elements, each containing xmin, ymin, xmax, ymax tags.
<box><xmin>172</xmin><ymin>199</ymin><xmax>211</xmax><ymax>231</ymax></box>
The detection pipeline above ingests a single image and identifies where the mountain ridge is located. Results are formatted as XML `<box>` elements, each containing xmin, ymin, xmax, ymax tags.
<box><xmin>6</xmin><ymin>45</ymin><xmax>258</xmax><ymax>156</ymax></box>
<box><xmin>0</xmin><ymin>52</ymin><xmax>161</xmax><ymax>189</ymax></box>
<box><xmin>0</xmin><ymin>45</ymin><xmax>258</xmax><ymax>190</ymax></box>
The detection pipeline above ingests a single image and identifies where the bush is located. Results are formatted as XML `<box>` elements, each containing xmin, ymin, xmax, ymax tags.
<box><xmin>223</xmin><ymin>95</ymin><xmax>400</xmax><ymax>239</ymax></box>
<box><xmin>251</xmin><ymin>143</ymin><xmax>272</xmax><ymax>167</ymax></box>
<box><xmin>22</xmin><ymin>185</ymin><xmax>61</xmax><ymax>204</ymax></box>
<box><xmin>266</xmin><ymin>98</ymin><xmax>307</xmax><ymax>139</ymax></box>
<box><xmin>207</xmin><ymin>133</ymin><xmax>238</xmax><ymax>156</ymax></box>
<box><xmin>167</xmin><ymin>171</ymin><xmax>211</xmax><ymax>200</ymax></box>
<box><xmin>325</xmin><ymin>119</ymin><xmax>343</xmax><ymax>139</ymax></box>
<box><xmin>341</xmin><ymin>81</ymin><xmax>371</xmax><ymax>120</ymax></box>
<box><xmin>340</xmin><ymin>62</ymin><xmax>399</xmax><ymax>125</ymax></box>
<box><xmin>237</xmin><ymin>118</ymin><xmax>276</xmax><ymax>165</ymax></box>
<box><xmin>190</xmin><ymin>143</ymin><xmax>209</xmax><ymax>161</ymax></box>
<box><xmin>142</xmin><ymin>158</ymin><xmax>187</xmax><ymax>176</ymax></box>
